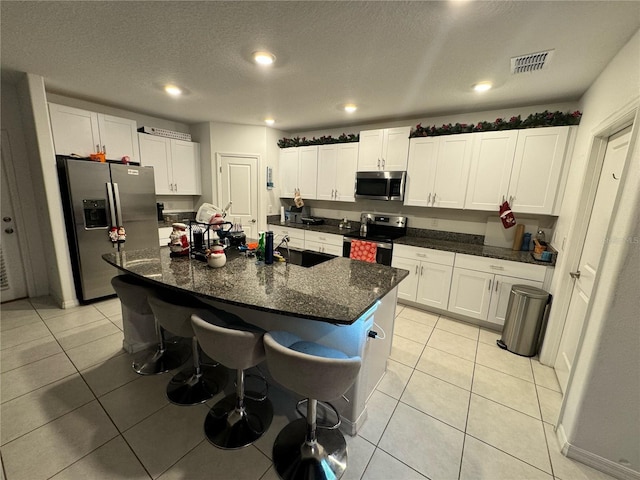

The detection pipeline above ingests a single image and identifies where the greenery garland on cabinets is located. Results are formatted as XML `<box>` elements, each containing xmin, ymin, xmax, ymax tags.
<box><xmin>410</xmin><ymin>110</ymin><xmax>582</xmax><ymax>138</ymax></box>
<box><xmin>277</xmin><ymin>133</ymin><xmax>359</xmax><ymax>148</ymax></box>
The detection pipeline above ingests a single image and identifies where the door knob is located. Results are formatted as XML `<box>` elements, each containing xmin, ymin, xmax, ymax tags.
<box><xmin>3</xmin><ymin>217</ymin><xmax>11</xmax><ymax>222</ymax></box>
<box><xmin>5</xmin><ymin>228</ymin><xmax>14</xmax><ymax>234</ymax></box>
<box><xmin>569</xmin><ymin>270</ymin><xmax>581</xmax><ymax>279</ymax></box>
<box><xmin>251</xmin><ymin>219</ymin><xmax>256</xmax><ymax>223</ymax></box>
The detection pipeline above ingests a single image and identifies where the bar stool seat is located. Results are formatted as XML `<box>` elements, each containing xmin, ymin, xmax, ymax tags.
<box><xmin>110</xmin><ymin>275</ymin><xmax>190</xmax><ymax>375</ymax></box>
<box><xmin>148</xmin><ymin>295</ymin><xmax>228</xmax><ymax>406</ymax></box>
<box><xmin>191</xmin><ymin>311</ymin><xmax>273</xmax><ymax>449</ymax></box>
<box><xmin>264</xmin><ymin>331</ymin><xmax>362</xmax><ymax>480</ymax></box>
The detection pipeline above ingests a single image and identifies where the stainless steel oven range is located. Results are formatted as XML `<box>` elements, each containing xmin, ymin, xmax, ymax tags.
<box><xmin>342</xmin><ymin>213</ymin><xmax>408</xmax><ymax>266</ymax></box>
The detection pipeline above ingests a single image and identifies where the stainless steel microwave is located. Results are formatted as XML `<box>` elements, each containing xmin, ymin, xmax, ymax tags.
<box><xmin>355</xmin><ymin>171</ymin><xmax>406</xmax><ymax>201</ymax></box>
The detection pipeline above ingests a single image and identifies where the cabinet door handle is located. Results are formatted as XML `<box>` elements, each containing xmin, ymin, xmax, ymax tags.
<box><xmin>428</xmin><ymin>193</ymin><xmax>431</xmax><ymax>205</ymax></box>
<box><xmin>415</xmin><ymin>265</ymin><xmax>418</xmax><ymax>275</ymax></box>
<box><xmin>416</xmin><ymin>253</ymin><xmax>426</xmax><ymax>258</ymax></box>
<box><xmin>420</xmin><ymin>265</ymin><xmax>424</xmax><ymax>276</ymax></box>
<box><xmin>502</xmin><ymin>195</ymin><xmax>506</xmax><ymax>203</ymax></box>
<box><xmin>488</xmin><ymin>279</ymin><xmax>492</xmax><ymax>291</ymax></box>
<box><xmin>334</xmin><ymin>189</ymin><xmax>338</xmax><ymax>199</ymax></box>
<box><xmin>509</xmin><ymin>195</ymin><xmax>514</xmax><ymax>205</ymax></box>
<box><xmin>102</xmin><ymin>145</ymin><xmax>106</xmax><ymax>154</ymax></box>
<box><xmin>490</xmin><ymin>265</ymin><xmax>504</xmax><ymax>271</ymax></box>
<box><xmin>382</xmin><ymin>158</ymin><xmax>385</xmax><ymax>168</ymax></box>
<box><xmin>96</xmin><ymin>144</ymin><xmax>100</xmax><ymax>153</ymax></box>
<box><xmin>433</xmin><ymin>193</ymin><xmax>436</xmax><ymax>204</ymax></box>
<box><xmin>569</xmin><ymin>270</ymin><xmax>581</xmax><ymax>279</ymax></box>
<box><xmin>495</xmin><ymin>280</ymin><xmax>499</xmax><ymax>292</ymax></box>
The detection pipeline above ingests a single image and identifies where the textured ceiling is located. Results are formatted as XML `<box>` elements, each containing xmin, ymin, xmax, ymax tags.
<box><xmin>1</xmin><ymin>1</ymin><xmax>639</xmax><ymax>131</ymax></box>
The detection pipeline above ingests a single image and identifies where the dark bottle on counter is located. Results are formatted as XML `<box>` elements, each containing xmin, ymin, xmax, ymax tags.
<box><xmin>265</xmin><ymin>231</ymin><xmax>274</xmax><ymax>264</ymax></box>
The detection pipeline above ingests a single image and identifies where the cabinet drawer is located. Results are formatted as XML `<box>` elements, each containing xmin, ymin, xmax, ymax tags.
<box><xmin>393</xmin><ymin>244</ymin><xmax>455</xmax><ymax>266</ymax></box>
<box><xmin>454</xmin><ymin>253</ymin><xmax>545</xmax><ymax>282</ymax></box>
<box><xmin>304</xmin><ymin>230</ymin><xmax>342</xmax><ymax>246</ymax></box>
<box><xmin>268</xmin><ymin>225</ymin><xmax>304</xmax><ymax>241</ymax></box>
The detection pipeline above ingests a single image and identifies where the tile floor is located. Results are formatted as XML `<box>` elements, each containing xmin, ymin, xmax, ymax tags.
<box><xmin>0</xmin><ymin>297</ymin><xmax>617</xmax><ymax>480</ymax></box>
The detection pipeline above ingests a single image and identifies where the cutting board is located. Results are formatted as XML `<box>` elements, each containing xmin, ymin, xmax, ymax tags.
<box><xmin>484</xmin><ymin>217</ymin><xmax>538</xmax><ymax>249</ymax></box>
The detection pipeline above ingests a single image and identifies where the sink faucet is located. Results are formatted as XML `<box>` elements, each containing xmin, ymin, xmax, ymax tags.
<box><xmin>275</xmin><ymin>235</ymin><xmax>290</xmax><ymax>263</ymax></box>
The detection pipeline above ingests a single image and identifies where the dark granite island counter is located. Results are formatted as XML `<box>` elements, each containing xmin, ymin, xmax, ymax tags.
<box><xmin>103</xmin><ymin>246</ymin><xmax>408</xmax><ymax>434</ymax></box>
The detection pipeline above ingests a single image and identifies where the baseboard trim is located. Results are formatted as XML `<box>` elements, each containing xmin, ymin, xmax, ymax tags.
<box><xmin>556</xmin><ymin>424</ymin><xmax>640</xmax><ymax>480</ymax></box>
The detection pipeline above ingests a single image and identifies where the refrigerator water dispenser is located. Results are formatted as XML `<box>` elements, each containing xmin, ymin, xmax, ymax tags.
<box><xmin>83</xmin><ymin>199</ymin><xmax>109</xmax><ymax>229</ymax></box>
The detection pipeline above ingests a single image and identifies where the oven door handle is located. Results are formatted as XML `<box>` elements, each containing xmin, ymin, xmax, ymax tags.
<box><xmin>342</xmin><ymin>237</ymin><xmax>393</xmax><ymax>250</ymax></box>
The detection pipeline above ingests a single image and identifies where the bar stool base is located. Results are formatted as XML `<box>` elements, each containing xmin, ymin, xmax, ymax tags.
<box><xmin>204</xmin><ymin>392</ymin><xmax>273</xmax><ymax>449</ymax></box>
<box><xmin>132</xmin><ymin>341</ymin><xmax>190</xmax><ymax>375</ymax></box>
<box><xmin>167</xmin><ymin>364</ymin><xmax>229</xmax><ymax>406</ymax></box>
<box><xmin>273</xmin><ymin>418</ymin><xmax>347</xmax><ymax>480</ymax></box>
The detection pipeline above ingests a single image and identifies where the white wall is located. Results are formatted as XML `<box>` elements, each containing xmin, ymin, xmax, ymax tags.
<box><xmin>1</xmin><ymin>81</ymin><xmax>48</xmax><ymax>297</ymax></box>
<box><xmin>16</xmin><ymin>74</ymin><xmax>76</xmax><ymax>306</ymax></box>
<box><xmin>193</xmin><ymin>122</ymin><xmax>288</xmax><ymax>233</ymax></box>
<box><xmin>551</xmin><ymin>29</ymin><xmax>640</xmax><ymax>476</ymax></box>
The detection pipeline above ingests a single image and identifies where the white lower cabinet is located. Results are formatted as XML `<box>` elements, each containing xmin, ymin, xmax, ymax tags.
<box><xmin>267</xmin><ymin>225</ymin><xmax>305</xmax><ymax>249</ymax></box>
<box><xmin>447</xmin><ymin>254</ymin><xmax>546</xmax><ymax>327</ymax></box>
<box><xmin>487</xmin><ymin>275</ymin><xmax>543</xmax><ymax>328</ymax></box>
<box><xmin>304</xmin><ymin>231</ymin><xmax>343</xmax><ymax>256</ymax></box>
<box><xmin>392</xmin><ymin>244</ymin><xmax>454</xmax><ymax>309</ymax></box>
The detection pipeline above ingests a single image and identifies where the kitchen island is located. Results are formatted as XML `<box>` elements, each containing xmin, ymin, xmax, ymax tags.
<box><xmin>103</xmin><ymin>246</ymin><xmax>408</xmax><ymax>434</ymax></box>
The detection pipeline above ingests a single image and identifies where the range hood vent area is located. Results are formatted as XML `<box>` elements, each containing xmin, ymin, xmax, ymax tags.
<box><xmin>511</xmin><ymin>49</ymin><xmax>554</xmax><ymax>74</ymax></box>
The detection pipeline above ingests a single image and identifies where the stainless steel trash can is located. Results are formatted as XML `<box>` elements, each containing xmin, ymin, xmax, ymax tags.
<box><xmin>497</xmin><ymin>285</ymin><xmax>550</xmax><ymax>357</ymax></box>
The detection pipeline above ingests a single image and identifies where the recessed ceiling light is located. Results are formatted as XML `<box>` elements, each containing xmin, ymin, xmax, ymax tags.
<box><xmin>473</xmin><ymin>82</ymin><xmax>492</xmax><ymax>92</ymax></box>
<box><xmin>253</xmin><ymin>51</ymin><xmax>276</xmax><ymax>66</ymax></box>
<box><xmin>344</xmin><ymin>104</ymin><xmax>358</xmax><ymax>113</ymax></box>
<box><xmin>264</xmin><ymin>118</ymin><xmax>275</xmax><ymax>125</ymax></box>
<box><xmin>164</xmin><ymin>84</ymin><xmax>183</xmax><ymax>96</ymax></box>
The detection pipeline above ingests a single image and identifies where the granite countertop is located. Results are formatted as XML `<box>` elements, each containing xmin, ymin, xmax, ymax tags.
<box><xmin>269</xmin><ymin>221</ymin><xmax>555</xmax><ymax>267</ymax></box>
<box><xmin>103</xmin><ymin>247</ymin><xmax>408</xmax><ymax>325</ymax></box>
<box><xmin>394</xmin><ymin>236</ymin><xmax>555</xmax><ymax>266</ymax></box>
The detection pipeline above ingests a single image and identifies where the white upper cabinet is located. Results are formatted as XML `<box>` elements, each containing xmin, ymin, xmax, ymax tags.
<box><xmin>357</xmin><ymin>126</ymin><xmax>410</xmax><ymax>171</ymax></box>
<box><xmin>138</xmin><ymin>133</ymin><xmax>201</xmax><ymax>195</ymax></box>
<box><xmin>317</xmin><ymin>143</ymin><xmax>358</xmax><ymax>202</ymax></box>
<box><xmin>464</xmin><ymin>126</ymin><xmax>571</xmax><ymax>214</ymax></box>
<box><xmin>404</xmin><ymin>137</ymin><xmax>438</xmax><ymax>207</ymax></box>
<box><xmin>464</xmin><ymin>131</ymin><xmax>518</xmax><ymax>210</ymax></box>
<box><xmin>432</xmin><ymin>134</ymin><xmax>474</xmax><ymax>209</ymax></box>
<box><xmin>49</xmin><ymin>103</ymin><xmax>138</xmax><ymax>161</ymax></box>
<box><xmin>279</xmin><ymin>148</ymin><xmax>300</xmax><ymax>198</ymax></box>
<box><xmin>404</xmin><ymin>134</ymin><xmax>474</xmax><ymax>209</ymax></box>
<box><xmin>508</xmin><ymin>126</ymin><xmax>570</xmax><ymax>215</ymax></box>
<box><xmin>278</xmin><ymin>146</ymin><xmax>318</xmax><ymax>199</ymax></box>
<box><xmin>298</xmin><ymin>146</ymin><xmax>319</xmax><ymax>199</ymax></box>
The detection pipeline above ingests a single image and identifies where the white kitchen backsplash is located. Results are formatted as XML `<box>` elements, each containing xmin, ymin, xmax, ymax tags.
<box><xmin>286</xmin><ymin>199</ymin><xmax>557</xmax><ymax>238</ymax></box>
<box><xmin>157</xmin><ymin>195</ymin><xmax>196</xmax><ymax>213</ymax></box>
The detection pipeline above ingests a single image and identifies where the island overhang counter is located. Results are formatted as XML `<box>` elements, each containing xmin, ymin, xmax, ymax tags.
<box><xmin>103</xmin><ymin>246</ymin><xmax>409</xmax><ymax>434</ymax></box>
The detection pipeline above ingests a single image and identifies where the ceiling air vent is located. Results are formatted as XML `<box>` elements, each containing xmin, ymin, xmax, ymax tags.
<box><xmin>511</xmin><ymin>50</ymin><xmax>554</xmax><ymax>74</ymax></box>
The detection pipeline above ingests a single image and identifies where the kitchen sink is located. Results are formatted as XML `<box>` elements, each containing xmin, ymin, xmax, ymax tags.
<box><xmin>278</xmin><ymin>248</ymin><xmax>336</xmax><ymax>268</ymax></box>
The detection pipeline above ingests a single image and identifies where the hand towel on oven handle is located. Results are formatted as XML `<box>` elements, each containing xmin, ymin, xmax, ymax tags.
<box><xmin>349</xmin><ymin>239</ymin><xmax>377</xmax><ymax>263</ymax></box>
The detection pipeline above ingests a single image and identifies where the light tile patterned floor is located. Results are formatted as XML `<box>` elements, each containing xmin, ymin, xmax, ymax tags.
<box><xmin>0</xmin><ymin>298</ymin><xmax>617</xmax><ymax>480</ymax></box>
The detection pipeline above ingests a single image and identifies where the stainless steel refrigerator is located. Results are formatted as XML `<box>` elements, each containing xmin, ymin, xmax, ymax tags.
<box><xmin>57</xmin><ymin>156</ymin><xmax>159</xmax><ymax>303</ymax></box>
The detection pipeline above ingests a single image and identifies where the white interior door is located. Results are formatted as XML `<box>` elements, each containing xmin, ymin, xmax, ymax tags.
<box><xmin>217</xmin><ymin>154</ymin><xmax>258</xmax><ymax>240</ymax></box>
<box><xmin>554</xmin><ymin>126</ymin><xmax>631</xmax><ymax>392</ymax></box>
<box><xmin>1</xmin><ymin>137</ymin><xmax>28</xmax><ymax>302</ymax></box>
